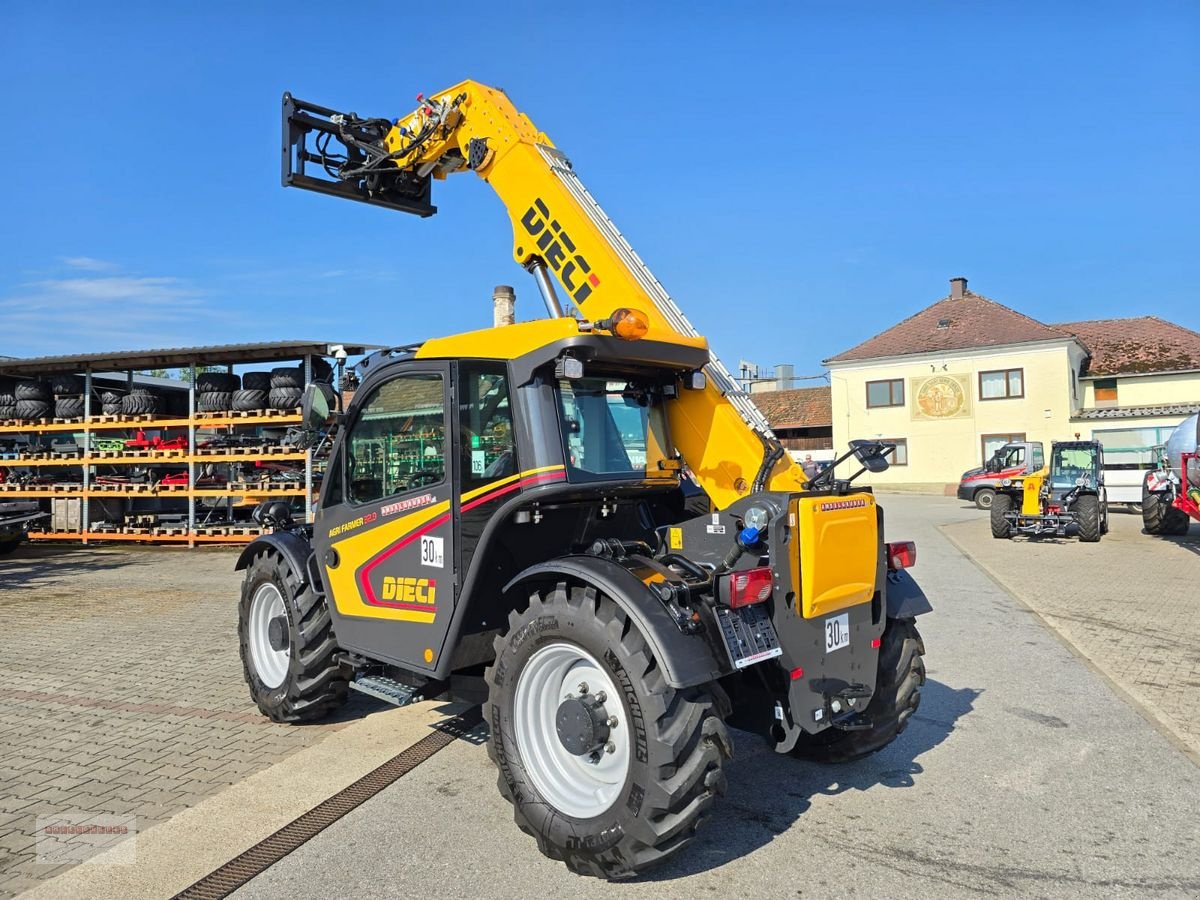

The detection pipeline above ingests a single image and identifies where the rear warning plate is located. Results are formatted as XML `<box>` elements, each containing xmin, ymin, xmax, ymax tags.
<box><xmin>715</xmin><ymin>604</ymin><xmax>783</xmax><ymax>669</ymax></box>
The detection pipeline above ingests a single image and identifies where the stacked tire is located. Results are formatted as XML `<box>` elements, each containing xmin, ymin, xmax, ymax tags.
<box><xmin>233</xmin><ymin>371</ymin><xmax>271</xmax><ymax>412</ymax></box>
<box><xmin>197</xmin><ymin>372</ymin><xmax>240</xmax><ymax>413</ymax></box>
<box><xmin>0</xmin><ymin>378</ymin><xmax>15</xmax><ymax>420</ymax></box>
<box><xmin>268</xmin><ymin>367</ymin><xmax>304</xmax><ymax>411</ymax></box>
<box><xmin>50</xmin><ymin>374</ymin><xmax>85</xmax><ymax>420</ymax></box>
<box><xmin>15</xmin><ymin>380</ymin><xmax>52</xmax><ymax>421</ymax></box>
<box><xmin>121</xmin><ymin>389</ymin><xmax>160</xmax><ymax>415</ymax></box>
<box><xmin>100</xmin><ymin>391</ymin><xmax>123</xmax><ymax>416</ymax></box>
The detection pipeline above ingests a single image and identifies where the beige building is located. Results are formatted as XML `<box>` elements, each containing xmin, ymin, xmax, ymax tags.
<box><xmin>822</xmin><ymin>277</ymin><xmax>1200</xmax><ymax>491</ymax></box>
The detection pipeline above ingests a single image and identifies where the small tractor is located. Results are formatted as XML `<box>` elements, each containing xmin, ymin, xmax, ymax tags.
<box><xmin>234</xmin><ymin>81</ymin><xmax>933</xmax><ymax>879</ymax></box>
<box><xmin>1142</xmin><ymin>412</ymin><xmax>1199</xmax><ymax>536</ymax></box>
<box><xmin>990</xmin><ymin>440</ymin><xmax>1107</xmax><ymax>541</ymax></box>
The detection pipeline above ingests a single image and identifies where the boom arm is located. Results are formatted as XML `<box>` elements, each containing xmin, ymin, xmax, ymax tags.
<box><xmin>282</xmin><ymin>81</ymin><xmax>807</xmax><ymax>509</ymax></box>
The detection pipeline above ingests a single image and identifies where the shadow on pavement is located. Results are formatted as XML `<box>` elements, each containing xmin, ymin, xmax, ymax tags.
<box><xmin>0</xmin><ymin>543</ymin><xmax>134</xmax><ymax>588</ymax></box>
<box><xmin>641</xmin><ymin>679</ymin><xmax>981</xmax><ymax>881</ymax></box>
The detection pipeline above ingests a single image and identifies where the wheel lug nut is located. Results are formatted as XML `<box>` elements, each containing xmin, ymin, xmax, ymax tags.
<box><xmin>607</xmin><ymin>716</ymin><xmax>618</xmax><ymax>728</ymax></box>
<box><xmin>577</xmin><ymin>682</ymin><xmax>589</xmax><ymax>694</ymax></box>
<box><xmin>594</xmin><ymin>691</ymin><xmax>607</xmax><ymax>703</ymax></box>
<box><xmin>604</xmin><ymin>742</ymin><xmax>616</xmax><ymax>754</ymax></box>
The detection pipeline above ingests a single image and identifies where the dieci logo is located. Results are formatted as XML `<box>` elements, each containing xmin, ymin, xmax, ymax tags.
<box><xmin>381</xmin><ymin>576</ymin><xmax>437</xmax><ymax>608</ymax></box>
<box><xmin>520</xmin><ymin>198</ymin><xmax>601</xmax><ymax>305</ymax></box>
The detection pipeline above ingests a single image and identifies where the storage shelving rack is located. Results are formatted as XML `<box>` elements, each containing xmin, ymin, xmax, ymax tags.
<box><xmin>0</xmin><ymin>340</ymin><xmax>379</xmax><ymax>547</ymax></box>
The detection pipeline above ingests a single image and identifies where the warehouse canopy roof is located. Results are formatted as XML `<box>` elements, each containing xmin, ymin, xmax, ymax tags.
<box><xmin>1053</xmin><ymin>317</ymin><xmax>1200</xmax><ymax>377</ymax></box>
<box><xmin>1072</xmin><ymin>402</ymin><xmax>1200</xmax><ymax>421</ymax></box>
<box><xmin>0</xmin><ymin>340</ymin><xmax>382</xmax><ymax>376</ymax></box>
<box><xmin>753</xmin><ymin>386</ymin><xmax>832</xmax><ymax>429</ymax></box>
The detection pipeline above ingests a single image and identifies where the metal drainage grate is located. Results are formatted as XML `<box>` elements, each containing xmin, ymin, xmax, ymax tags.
<box><xmin>173</xmin><ymin>707</ymin><xmax>483</xmax><ymax>899</ymax></box>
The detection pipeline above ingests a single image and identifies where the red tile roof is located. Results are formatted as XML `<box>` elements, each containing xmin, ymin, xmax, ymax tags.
<box><xmin>752</xmin><ymin>386</ymin><xmax>832</xmax><ymax>429</ymax></box>
<box><xmin>824</xmin><ymin>289</ymin><xmax>1068</xmax><ymax>363</ymax></box>
<box><xmin>1054</xmin><ymin>317</ymin><xmax>1200</xmax><ymax>377</ymax></box>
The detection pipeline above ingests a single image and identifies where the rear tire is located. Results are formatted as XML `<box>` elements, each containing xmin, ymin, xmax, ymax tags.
<box><xmin>1142</xmin><ymin>481</ymin><xmax>1189</xmax><ymax>535</ymax></box>
<box><xmin>238</xmin><ymin>547</ymin><xmax>349</xmax><ymax>723</ymax></box>
<box><xmin>990</xmin><ymin>492</ymin><xmax>1013</xmax><ymax>538</ymax></box>
<box><xmin>485</xmin><ymin>582</ymin><xmax>731</xmax><ymax>879</ymax></box>
<box><xmin>789</xmin><ymin>617</ymin><xmax>925</xmax><ymax>763</ymax></box>
<box><xmin>1075</xmin><ymin>494</ymin><xmax>1101</xmax><ymax>542</ymax></box>
<box><xmin>973</xmin><ymin>488</ymin><xmax>995</xmax><ymax>510</ymax></box>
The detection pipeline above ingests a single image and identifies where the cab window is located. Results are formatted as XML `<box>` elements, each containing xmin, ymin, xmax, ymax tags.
<box><xmin>346</xmin><ymin>373</ymin><xmax>445</xmax><ymax>504</ymax></box>
<box><xmin>557</xmin><ymin>377</ymin><xmax>668</xmax><ymax>479</ymax></box>
<box><xmin>459</xmin><ymin>362</ymin><xmax>516</xmax><ymax>487</ymax></box>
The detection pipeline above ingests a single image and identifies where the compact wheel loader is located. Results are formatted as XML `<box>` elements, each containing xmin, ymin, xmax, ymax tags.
<box><xmin>990</xmin><ymin>440</ymin><xmax>1108</xmax><ymax>541</ymax></box>
<box><xmin>235</xmin><ymin>81</ymin><xmax>932</xmax><ymax>878</ymax></box>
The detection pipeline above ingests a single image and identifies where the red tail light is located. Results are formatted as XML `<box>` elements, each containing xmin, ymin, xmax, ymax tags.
<box><xmin>886</xmin><ymin>540</ymin><xmax>916</xmax><ymax>570</ymax></box>
<box><xmin>724</xmin><ymin>566</ymin><xmax>773</xmax><ymax>608</ymax></box>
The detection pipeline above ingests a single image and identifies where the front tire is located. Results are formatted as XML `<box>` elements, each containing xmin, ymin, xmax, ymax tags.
<box><xmin>974</xmin><ymin>488</ymin><xmax>995</xmax><ymax>510</ymax></box>
<box><xmin>991</xmin><ymin>492</ymin><xmax>1013</xmax><ymax>538</ymax></box>
<box><xmin>1075</xmin><ymin>494</ymin><xmax>1101</xmax><ymax>542</ymax></box>
<box><xmin>789</xmin><ymin>617</ymin><xmax>925</xmax><ymax>763</ymax></box>
<box><xmin>238</xmin><ymin>547</ymin><xmax>348</xmax><ymax>723</ymax></box>
<box><xmin>485</xmin><ymin>582</ymin><xmax>731</xmax><ymax>879</ymax></box>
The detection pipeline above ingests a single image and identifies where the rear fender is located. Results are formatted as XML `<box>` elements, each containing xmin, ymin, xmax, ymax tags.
<box><xmin>234</xmin><ymin>531</ymin><xmax>316</xmax><ymax>586</ymax></box>
<box><xmin>885</xmin><ymin>568</ymin><xmax>932</xmax><ymax>619</ymax></box>
<box><xmin>503</xmin><ymin>555</ymin><xmax>727</xmax><ymax>689</ymax></box>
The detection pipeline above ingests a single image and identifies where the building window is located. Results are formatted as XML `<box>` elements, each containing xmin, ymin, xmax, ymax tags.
<box><xmin>880</xmin><ymin>438</ymin><xmax>908</xmax><ymax>466</ymax></box>
<box><xmin>1094</xmin><ymin>378</ymin><xmax>1118</xmax><ymax>408</ymax></box>
<box><xmin>979</xmin><ymin>368</ymin><xmax>1024</xmax><ymax>400</ymax></box>
<box><xmin>981</xmin><ymin>433</ymin><xmax>1026</xmax><ymax>466</ymax></box>
<box><xmin>866</xmin><ymin>379</ymin><xmax>904</xmax><ymax>409</ymax></box>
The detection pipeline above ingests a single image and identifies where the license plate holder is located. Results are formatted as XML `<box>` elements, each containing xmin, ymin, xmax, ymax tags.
<box><xmin>714</xmin><ymin>604</ymin><xmax>783</xmax><ymax>670</ymax></box>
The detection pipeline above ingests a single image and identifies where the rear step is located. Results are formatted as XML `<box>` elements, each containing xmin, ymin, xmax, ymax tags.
<box><xmin>349</xmin><ymin>675</ymin><xmax>425</xmax><ymax>707</ymax></box>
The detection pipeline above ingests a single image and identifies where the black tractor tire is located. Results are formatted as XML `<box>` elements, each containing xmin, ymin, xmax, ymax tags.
<box><xmin>1074</xmin><ymin>495</ymin><xmax>1101</xmax><ymax>542</ymax></box>
<box><xmin>269</xmin><ymin>386</ymin><xmax>303</xmax><ymax>410</ymax></box>
<box><xmin>485</xmin><ymin>583</ymin><xmax>732</xmax><ymax>879</ymax></box>
<box><xmin>1143</xmin><ymin>480</ymin><xmax>1190</xmax><ymax>536</ymax></box>
<box><xmin>197</xmin><ymin>372</ymin><xmax>240</xmax><ymax>393</ymax></box>
<box><xmin>232</xmin><ymin>388</ymin><xmax>268</xmax><ymax>412</ymax></box>
<box><xmin>49</xmin><ymin>374</ymin><xmax>84</xmax><ymax>395</ymax></box>
<box><xmin>100</xmin><ymin>391</ymin><xmax>123</xmax><ymax>405</ymax></box>
<box><xmin>54</xmin><ymin>396</ymin><xmax>85</xmax><ymax>419</ymax></box>
<box><xmin>120</xmin><ymin>391</ymin><xmax>160</xmax><ymax>415</ymax></box>
<box><xmin>197</xmin><ymin>391</ymin><xmax>233</xmax><ymax>413</ymax></box>
<box><xmin>15</xmin><ymin>399</ymin><xmax>52</xmax><ymax>420</ymax></box>
<box><xmin>990</xmin><ymin>492</ymin><xmax>1013</xmax><ymax>538</ymax></box>
<box><xmin>311</xmin><ymin>357</ymin><xmax>334</xmax><ymax>382</ymax></box>
<box><xmin>101</xmin><ymin>402</ymin><xmax>122</xmax><ymax>416</ymax></box>
<box><xmin>242</xmin><ymin>371</ymin><xmax>272</xmax><ymax>392</ymax></box>
<box><xmin>238</xmin><ymin>547</ymin><xmax>349</xmax><ymax>723</ymax></box>
<box><xmin>15</xmin><ymin>380</ymin><xmax>51</xmax><ymax>402</ymax></box>
<box><xmin>270</xmin><ymin>367</ymin><xmax>304</xmax><ymax>389</ymax></box>
<box><xmin>789</xmin><ymin>617</ymin><xmax>925</xmax><ymax>763</ymax></box>
<box><xmin>973</xmin><ymin>487</ymin><xmax>995</xmax><ymax>510</ymax></box>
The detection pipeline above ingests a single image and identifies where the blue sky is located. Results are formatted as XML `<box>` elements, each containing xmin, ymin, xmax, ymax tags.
<box><xmin>2</xmin><ymin>1</ymin><xmax>1197</xmax><ymax>378</ymax></box>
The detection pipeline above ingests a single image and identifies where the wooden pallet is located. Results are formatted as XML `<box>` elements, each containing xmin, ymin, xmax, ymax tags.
<box><xmin>193</xmin><ymin>410</ymin><xmax>233</xmax><ymax>420</ymax></box>
<box><xmin>226</xmin><ymin>526</ymin><xmax>262</xmax><ymax>536</ymax></box>
<box><xmin>152</xmin><ymin>527</ymin><xmax>188</xmax><ymax>536</ymax></box>
<box><xmin>51</xmin><ymin>451</ymin><xmax>83</xmax><ymax>459</ymax></box>
<box><xmin>155</xmin><ymin>483</ymin><xmax>189</xmax><ymax>493</ymax></box>
<box><xmin>50</xmin><ymin>483</ymin><xmax>83</xmax><ymax>492</ymax></box>
<box><xmin>121</xmin><ymin>449</ymin><xmax>151</xmax><ymax>458</ymax></box>
<box><xmin>51</xmin><ymin>417</ymin><xmax>84</xmax><ymax>425</ymax></box>
<box><xmin>116</xmin><ymin>414</ymin><xmax>157</xmax><ymax>422</ymax></box>
<box><xmin>121</xmin><ymin>526</ymin><xmax>153</xmax><ymax>535</ymax></box>
<box><xmin>230</xmin><ymin>480</ymin><xmax>301</xmax><ymax>492</ymax></box>
<box><xmin>154</xmin><ymin>449</ymin><xmax>187</xmax><ymax>458</ymax></box>
<box><xmin>90</xmin><ymin>414</ymin><xmax>123</xmax><ymax>424</ymax></box>
<box><xmin>128</xmin><ymin>514</ymin><xmax>160</xmax><ymax>526</ymax></box>
<box><xmin>0</xmin><ymin>483</ymin><xmax>26</xmax><ymax>492</ymax></box>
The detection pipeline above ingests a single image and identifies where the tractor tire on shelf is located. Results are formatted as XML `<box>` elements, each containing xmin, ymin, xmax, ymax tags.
<box><xmin>270</xmin><ymin>367</ymin><xmax>303</xmax><ymax>390</ymax></box>
<box><xmin>120</xmin><ymin>391</ymin><xmax>160</xmax><ymax>415</ymax></box>
<box><xmin>101</xmin><ymin>402</ymin><xmax>122</xmax><ymax>416</ymax></box>
<box><xmin>49</xmin><ymin>374</ymin><xmax>84</xmax><ymax>395</ymax></box>
<box><xmin>15</xmin><ymin>399</ymin><xmax>52</xmax><ymax>420</ymax></box>
<box><xmin>269</xmin><ymin>387</ymin><xmax>303</xmax><ymax>410</ymax></box>
<box><xmin>198</xmin><ymin>391</ymin><xmax>233</xmax><ymax>413</ymax></box>
<box><xmin>15</xmin><ymin>380</ymin><xmax>51</xmax><ymax>402</ymax></box>
<box><xmin>55</xmin><ymin>396</ymin><xmax>85</xmax><ymax>419</ymax></box>
<box><xmin>0</xmin><ymin>405</ymin><xmax>16</xmax><ymax>420</ymax></box>
<box><xmin>232</xmin><ymin>389</ymin><xmax>268</xmax><ymax>412</ymax></box>
<box><xmin>242</xmin><ymin>371</ymin><xmax>272</xmax><ymax>392</ymax></box>
<box><xmin>197</xmin><ymin>372</ymin><xmax>240</xmax><ymax>393</ymax></box>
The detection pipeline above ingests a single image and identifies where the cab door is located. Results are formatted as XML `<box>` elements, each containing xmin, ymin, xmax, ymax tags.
<box><xmin>312</xmin><ymin>362</ymin><xmax>458</xmax><ymax>672</ymax></box>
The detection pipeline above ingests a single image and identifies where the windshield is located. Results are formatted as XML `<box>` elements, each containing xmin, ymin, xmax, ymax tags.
<box><xmin>987</xmin><ymin>445</ymin><xmax>1025</xmax><ymax>472</ymax></box>
<box><xmin>1050</xmin><ymin>446</ymin><xmax>1098</xmax><ymax>489</ymax></box>
<box><xmin>556</xmin><ymin>377</ymin><xmax>668</xmax><ymax>478</ymax></box>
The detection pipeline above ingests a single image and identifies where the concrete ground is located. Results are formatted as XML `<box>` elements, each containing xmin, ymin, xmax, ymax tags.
<box><xmin>15</xmin><ymin>496</ymin><xmax>1200</xmax><ymax>898</ymax></box>
<box><xmin>0</xmin><ymin>545</ymin><xmax>383</xmax><ymax>898</ymax></box>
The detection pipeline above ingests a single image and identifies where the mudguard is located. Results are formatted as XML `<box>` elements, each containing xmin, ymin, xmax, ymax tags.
<box><xmin>233</xmin><ymin>531</ymin><xmax>314</xmax><ymax>585</ymax></box>
<box><xmin>885</xmin><ymin>568</ymin><xmax>933</xmax><ymax>619</ymax></box>
<box><xmin>503</xmin><ymin>555</ymin><xmax>727</xmax><ymax>689</ymax></box>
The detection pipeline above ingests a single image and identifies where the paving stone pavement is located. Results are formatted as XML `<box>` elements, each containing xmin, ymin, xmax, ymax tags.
<box><xmin>0</xmin><ymin>544</ymin><xmax>380</xmax><ymax>898</ymax></box>
<box><xmin>941</xmin><ymin>509</ymin><xmax>1200</xmax><ymax>759</ymax></box>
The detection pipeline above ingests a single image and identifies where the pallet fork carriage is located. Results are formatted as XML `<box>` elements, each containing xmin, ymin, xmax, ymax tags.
<box><xmin>236</xmin><ymin>80</ymin><xmax>933</xmax><ymax>878</ymax></box>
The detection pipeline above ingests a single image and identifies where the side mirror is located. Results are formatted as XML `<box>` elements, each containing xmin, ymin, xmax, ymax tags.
<box><xmin>848</xmin><ymin>439</ymin><xmax>892</xmax><ymax>473</ymax></box>
<box><xmin>301</xmin><ymin>383</ymin><xmax>330</xmax><ymax>430</ymax></box>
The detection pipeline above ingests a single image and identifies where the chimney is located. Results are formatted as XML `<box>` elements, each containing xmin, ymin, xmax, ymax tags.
<box><xmin>775</xmin><ymin>363</ymin><xmax>794</xmax><ymax>392</ymax></box>
<box><xmin>492</xmin><ymin>285</ymin><xmax>515</xmax><ymax>327</ymax></box>
<box><xmin>950</xmin><ymin>276</ymin><xmax>967</xmax><ymax>300</ymax></box>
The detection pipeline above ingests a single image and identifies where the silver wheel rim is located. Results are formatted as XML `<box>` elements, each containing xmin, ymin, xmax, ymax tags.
<box><xmin>249</xmin><ymin>583</ymin><xmax>289</xmax><ymax>689</ymax></box>
<box><xmin>513</xmin><ymin>642</ymin><xmax>631</xmax><ymax>819</ymax></box>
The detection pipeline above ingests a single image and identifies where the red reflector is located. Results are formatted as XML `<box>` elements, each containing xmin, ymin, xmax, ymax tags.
<box><xmin>727</xmin><ymin>566</ymin><xmax>773</xmax><ymax>608</ymax></box>
<box><xmin>886</xmin><ymin>540</ymin><xmax>916</xmax><ymax>570</ymax></box>
<box><xmin>790</xmin><ymin>666</ymin><xmax>804</xmax><ymax>680</ymax></box>
<box><xmin>871</xmin><ymin>638</ymin><xmax>882</xmax><ymax>649</ymax></box>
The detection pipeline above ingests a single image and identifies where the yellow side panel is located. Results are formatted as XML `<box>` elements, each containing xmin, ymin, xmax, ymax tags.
<box><xmin>1021</xmin><ymin>473</ymin><xmax>1044</xmax><ymax>515</ymax></box>
<box><xmin>794</xmin><ymin>493</ymin><xmax>878</xmax><ymax>619</ymax></box>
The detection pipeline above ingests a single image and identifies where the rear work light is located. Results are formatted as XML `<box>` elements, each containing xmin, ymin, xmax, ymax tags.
<box><xmin>886</xmin><ymin>540</ymin><xmax>916</xmax><ymax>570</ymax></box>
<box><xmin>722</xmin><ymin>566</ymin><xmax>773</xmax><ymax>608</ymax></box>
